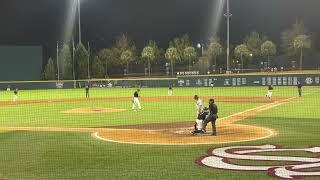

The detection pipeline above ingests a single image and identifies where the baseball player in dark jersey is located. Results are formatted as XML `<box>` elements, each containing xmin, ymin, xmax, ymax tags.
<box><xmin>266</xmin><ymin>85</ymin><xmax>273</xmax><ymax>98</ymax></box>
<box><xmin>85</xmin><ymin>84</ymin><xmax>90</xmax><ymax>98</ymax></box>
<box><xmin>131</xmin><ymin>89</ymin><xmax>142</xmax><ymax>110</ymax></box>
<box><xmin>203</xmin><ymin>99</ymin><xmax>218</xmax><ymax>136</ymax></box>
<box><xmin>297</xmin><ymin>82</ymin><xmax>302</xmax><ymax>97</ymax></box>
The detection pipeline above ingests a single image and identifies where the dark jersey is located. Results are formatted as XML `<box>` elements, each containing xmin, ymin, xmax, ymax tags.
<box><xmin>169</xmin><ymin>87</ymin><xmax>172</xmax><ymax>90</ymax></box>
<box><xmin>134</xmin><ymin>91</ymin><xmax>139</xmax><ymax>98</ymax></box>
<box><xmin>197</xmin><ymin>111</ymin><xmax>208</xmax><ymax>120</ymax></box>
<box><xmin>85</xmin><ymin>85</ymin><xmax>89</xmax><ymax>92</ymax></box>
<box><xmin>268</xmin><ymin>85</ymin><xmax>273</xmax><ymax>90</ymax></box>
<box><xmin>14</xmin><ymin>90</ymin><xmax>18</xmax><ymax>95</ymax></box>
<box><xmin>209</xmin><ymin>103</ymin><xmax>218</xmax><ymax>115</ymax></box>
<box><xmin>297</xmin><ymin>83</ymin><xmax>302</xmax><ymax>89</ymax></box>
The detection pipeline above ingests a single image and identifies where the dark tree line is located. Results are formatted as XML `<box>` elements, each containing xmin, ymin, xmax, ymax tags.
<box><xmin>43</xmin><ymin>21</ymin><xmax>318</xmax><ymax>80</ymax></box>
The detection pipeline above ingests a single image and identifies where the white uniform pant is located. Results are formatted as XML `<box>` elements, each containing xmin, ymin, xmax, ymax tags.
<box><xmin>13</xmin><ymin>95</ymin><xmax>18</xmax><ymax>102</ymax></box>
<box><xmin>168</xmin><ymin>90</ymin><xmax>173</xmax><ymax>96</ymax></box>
<box><xmin>196</xmin><ymin>119</ymin><xmax>204</xmax><ymax>130</ymax></box>
<box><xmin>266</xmin><ymin>90</ymin><xmax>273</xmax><ymax>98</ymax></box>
<box><xmin>132</xmin><ymin>97</ymin><xmax>141</xmax><ymax>110</ymax></box>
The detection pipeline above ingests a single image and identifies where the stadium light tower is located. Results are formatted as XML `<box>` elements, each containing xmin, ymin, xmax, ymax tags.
<box><xmin>224</xmin><ymin>0</ymin><xmax>232</xmax><ymax>73</ymax></box>
<box><xmin>77</xmin><ymin>0</ymin><xmax>82</xmax><ymax>43</ymax></box>
<box><xmin>56</xmin><ymin>41</ymin><xmax>60</xmax><ymax>81</ymax></box>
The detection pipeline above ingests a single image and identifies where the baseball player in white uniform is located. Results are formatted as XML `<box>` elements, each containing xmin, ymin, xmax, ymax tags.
<box><xmin>132</xmin><ymin>89</ymin><xmax>142</xmax><ymax>110</ymax></box>
<box><xmin>13</xmin><ymin>88</ymin><xmax>18</xmax><ymax>102</ymax></box>
<box><xmin>194</xmin><ymin>95</ymin><xmax>203</xmax><ymax>116</ymax></box>
<box><xmin>266</xmin><ymin>85</ymin><xmax>273</xmax><ymax>98</ymax></box>
<box><xmin>168</xmin><ymin>85</ymin><xmax>173</xmax><ymax>96</ymax></box>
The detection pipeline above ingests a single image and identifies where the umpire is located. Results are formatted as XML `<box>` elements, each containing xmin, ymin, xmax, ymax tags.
<box><xmin>85</xmin><ymin>84</ymin><xmax>90</xmax><ymax>98</ymax></box>
<box><xmin>203</xmin><ymin>99</ymin><xmax>218</xmax><ymax>136</ymax></box>
<box><xmin>297</xmin><ymin>82</ymin><xmax>303</xmax><ymax>97</ymax></box>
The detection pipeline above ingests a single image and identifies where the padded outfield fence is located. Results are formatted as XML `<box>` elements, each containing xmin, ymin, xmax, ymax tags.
<box><xmin>0</xmin><ymin>73</ymin><xmax>320</xmax><ymax>90</ymax></box>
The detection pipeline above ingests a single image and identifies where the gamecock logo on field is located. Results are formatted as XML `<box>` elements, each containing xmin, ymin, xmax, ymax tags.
<box><xmin>195</xmin><ymin>145</ymin><xmax>320</xmax><ymax>179</ymax></box>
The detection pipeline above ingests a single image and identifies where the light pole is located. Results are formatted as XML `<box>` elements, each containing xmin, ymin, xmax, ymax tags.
<box><xmin>56</xmin><ymin>41</ymin><xmax>60</xmax><ymax>81</ymax></box>
<box><xmin>72</xmin><ymin>37</ymin><xmax>76</xmax><ymax>88</ymax></box>
<box><xmin>87</xmin><ymin>41</ymin><xmax>90</xmax><ymax>79</ymax></box>
<box><xmin>224</xmin><ymin>0</ymin><xmax>232</xmax><ymax>74</ymax></box>
<box><xmin>197</xmin><ymin>43</ymin><xmax>204</xmax><ymax>56</ymax></box>
<box><xmin>77</xmin><ymin>0</ymin><xmax>82</xmax><ymax>44</ymax></box>
<box><xmin>241</xmin><ymin>52</ymin><xmax>243</xmax><ymax>72</ymax></box>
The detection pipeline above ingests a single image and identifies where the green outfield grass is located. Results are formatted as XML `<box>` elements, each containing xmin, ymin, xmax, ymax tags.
<box><xmin>0</xmin><ymin>86</ymin><xmax>312</xmax><ymax>101</ymax></box>
<box><xmin>0</xmin><ymin>86</ymin><xmax>319</xmax><ymax>179</ymax></box>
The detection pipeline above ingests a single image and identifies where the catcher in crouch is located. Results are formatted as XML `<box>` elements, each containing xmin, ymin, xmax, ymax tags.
<box><xmin>191</xmin><ymin>107</ymin><xmax>209</xmax><ymax>134</ymax></box>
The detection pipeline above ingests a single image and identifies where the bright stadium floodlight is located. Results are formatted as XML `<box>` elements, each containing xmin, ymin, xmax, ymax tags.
<box><xmin>224</xmin><ymin>0</ymin><xmax>232</xmax><ymax>74</ymax></box>
<box><xmin>210</xmin><ymin>0</ymin><xmax>225</xmax><ymax>37</ymax></box>
<box><xmin>197</xmin><ymin>43</ymin><xmax>204</xmax><ymax>56</ymax></box>
<box><xmin>77</xmin><ymin>0</ymin><xmax>82</xmax><ymax>43</ymax></box>
<box><xmin>63</xmin><ymin>1</ymin><xmax>77</xmax><ymax>43</ymax></box>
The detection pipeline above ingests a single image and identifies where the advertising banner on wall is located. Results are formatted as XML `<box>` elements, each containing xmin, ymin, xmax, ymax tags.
<box><xmin>177</xmin><ymin>74</ymin><xmax>320</xmax><ymax>87</ymax></box>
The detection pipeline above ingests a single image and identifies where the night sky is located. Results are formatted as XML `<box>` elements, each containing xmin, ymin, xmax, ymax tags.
<box><xmin>0</xmin><ymin>0</ymin><xmax>319</xmax><ymax>56</ymax></box>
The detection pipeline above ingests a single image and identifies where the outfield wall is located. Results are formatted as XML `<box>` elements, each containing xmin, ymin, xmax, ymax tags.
<box><xmin>177</xmin><ymin>74</ymin><xmax>320</xmax><ymax>87</ymax></box>
<box><xmin>0</xmin><ymin>74</ymin><xmax>319</xmax><ymax>90</ymax></box>
<box><xmin>0</xmin><ymin>78</ymin><xmax>176</xmax><ymax>90</ymax></box>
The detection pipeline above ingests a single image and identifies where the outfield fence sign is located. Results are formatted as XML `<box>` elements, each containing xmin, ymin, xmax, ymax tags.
<box><xmin>177</xmin><ymin>74</ymin><xmax>320</xmax><ymax>87</ymax></box>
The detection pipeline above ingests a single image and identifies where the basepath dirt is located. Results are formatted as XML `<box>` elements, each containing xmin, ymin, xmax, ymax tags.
<box><xmin>0</xmin><ymin>96</ymin><xmax>295</xmax><ymax>145</ymax></box>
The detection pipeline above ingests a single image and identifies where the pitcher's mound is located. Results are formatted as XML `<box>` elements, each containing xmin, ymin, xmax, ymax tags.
<box><xmin>63</xmin><ymin>107</ymin><xmax>126</xmax><ymax>114</ymax></box>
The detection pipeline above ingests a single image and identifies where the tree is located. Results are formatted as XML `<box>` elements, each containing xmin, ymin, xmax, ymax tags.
<box><xmin>59</xmin><ymin>44</ymin><xmax>73</xmax><ymax>80</ymax></box>
<box><xmin>234</xmin><ymin>44</ymin><xmax>251</xmax><ymax>70</ymax></box>
<box><xmin>91</xmin><ymin>55</ymin><xmax>104</xmax><ymax>78</ymax></box>
<box><xmin>98</xmin><ymin>48</ymin><xmax>113</xmax><ymax>77</ymax></box>
<box><xmin>169</xmin><ymin>34</ymin><xmax>192</xmax><ymax>65</ymax></box>
<box><xmin>113</xmin><ymin>34</ymin><xmax>137</xmax><ymax>73</ymax></box>
<box><xmin>120</xmin><ymin>50</ymin><xmax>133</xmax><ymax>74</ymax></box>
<box><xmin>74</xmin><ymin>43</ymin><xmax>89</xmax><ymax>79</ymax></box>
<box><xmin>43</xmin><ymin>57</ymin><xmax>56</xmax><ymax>80</ymax></box>
<box><xmin>165</xmin><ymin>47</ymin><xmax>179</xmax><ymax>76</ymax></box>
<box><xmin>206</xmin><ymin>38</ymin><xmax>223</xmax><ymax>72</ymax></box>
<box><xmin>294</xmin><ymin>34</ymin><xmax>311</xmax><ymax>70</ymax></box>
<box><xmin>141</xmin><ymin>46</ymin><xmax>155</xmax><ymax>76</ymax></box>
<box><xmin>281</xmin><ymin>21</ymin><xmax>306</xmax><ymax>58</ymax></box>
<box><xmin>183</xmin><ymin>46</ymin><xmax>197</xmax><ymax>71</ymax></box>
<box><xmin>244</xmin><ymin>31</ymin><xmax>267</xmax><ymax>63</ymax></box>
<box><xmin>261</xmin><ymin>40</ymin><xmax>277</xmax><ymax>67</ymax></box>
<box><xmin>146</xmin><ymin>40</ymin><xmax>162</xmax><ymax>64</ymax></box>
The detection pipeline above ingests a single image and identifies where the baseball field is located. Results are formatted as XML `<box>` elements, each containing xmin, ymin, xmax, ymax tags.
<box><xmin>0</xmin><ymin>86</ymin><xmax>319</xmax><ymax>179</ymax></box>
